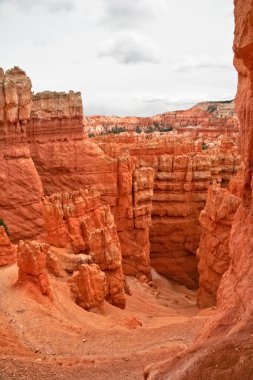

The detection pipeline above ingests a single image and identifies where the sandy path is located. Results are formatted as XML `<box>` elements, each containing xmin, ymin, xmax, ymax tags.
<box><xmin>0</xmin><ymin>266</ymin><xmax>209</xmax><ymax>379</ymax></box>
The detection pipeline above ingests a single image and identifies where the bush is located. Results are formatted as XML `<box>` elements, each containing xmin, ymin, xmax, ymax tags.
<box><xmin>136</xmin><ymin>126</ymin><xmax>142</xmax><ymax>134</ymax></box>
<box><xmin>107</xmin><ymin>126</ymin><xmax>126</xmax><ymax>134</ymax></box>
<box><xmin>162</xmin><ymin>126</ymin><xmax>173</xmax><ymax>132</ymax></box>
<box><xmin>202</xmin><ymin>143</ymin><xmax>208</xmax><ymax>150</ymax></box>
<box><xmin>88</xmin><ymin>133</ymin><xmax>95</xmax><ymax>138</ymax></box>
<box><xmin>207</xmin><ymin>105</ymin><xmax>217</xmax><ymax>113</ymax></box>
<box><xmin>0</xmin><ymin>218</ymin><xmax>9</xmax><ymax>235</ymax></box>
<box><xmin>145</xmin><ymin>126</ymin><xmax>156</xmax><ymax>134</ymax></box>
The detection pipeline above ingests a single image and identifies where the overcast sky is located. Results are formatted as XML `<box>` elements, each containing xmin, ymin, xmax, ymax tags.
<box><xmin>0</xmin><ymin>0</ymin><xmax>236</xmax><ymax>116</ymax></box>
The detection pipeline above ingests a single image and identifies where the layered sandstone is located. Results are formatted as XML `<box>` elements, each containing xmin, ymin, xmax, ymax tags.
<box><xmin>95</xmin><ymin>133</ymin><xmax>240</xmax><ymax>288</ymax></box>
<box><xmin>28</xmin><ymin>91</ymin><xmax>83</xmax><ymax>140</ymax></box>
<box><xmin>0</xmin><ymin>226</ymin><xmax>16</xmax><ymax>266</ymax></box>
<box><xmin>27</xmin><ymin>92</ymin><xmax>154</xmax><ymax>280</ymax></box>
<box><xmin>27</xmin><ymin>91</ymin><xmax>118</xmax><ymax>208</ymax></box>
<box><xmin>116</xmin><ymin>158</ymin><xmax>154</xmax><ymax>279</ymax></box>
<box><xmin>0</xmin><ymin>67</ymin><xmax>44</xmax><ymax>241</ymax></box>
<box><xmin>42</xmin><ymin>188</ymin><xmax>126</xmax><ymax>309</ymax></box>
<box><xmin>17</xmin><ymin>240</ymin><xmax>51</xmax><ymax>297</ymax></box>
<box><xmin>146</xmin><ymin>2</ymin><xmax>253</xmax><ymax>378</ymax></box>
<box><xmin>197</xmin><ymin>182</ymin><xmax>241</xmax><ymax>307</ymax></box>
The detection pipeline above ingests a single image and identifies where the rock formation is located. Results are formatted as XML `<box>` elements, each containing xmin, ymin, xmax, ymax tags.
<box><xmin>27</xmin><ymin>90</ymin><xmax>118</xmax><ymax>207</ymax></box>
<box><xmin>17</xmin><ymin>240</ymin><xmax>51</xmax><ymax>297</ymax></box>
<box><xmin>27</xmin><ymin>92</ymin><xmax>154</xmax><ymax>280</ymax></box>
<box><xmin>85</xmin><ymin>100</ymin><xmax>238</xmax><ymax>138</ymax></box>
<box><xmin>197</xmin><ymin>182</ymin><xmax>241</xmax><ymax>307</ymax></box>
<box><xmin>116</xmin><ymin>160</ymin><xmax>154</xmax><ymax>279</ymax></box>
<box><xmin>0</xmin><ymin>67</ymin><xmax>44</xmax><ymax>241</ymax></box>
<box><xmin>146</xmin><ymin>1</ymin><xmax>253</xmax><ymax>378</ymax></box>
<box><xmin>42</xmin><ymin>188</ymin><xmax>126</xmax><ymax>309</ymax></box>
<box><xmin>68</xmin><ymin>263</ymin><xmax>108</xmax><ymax>313</ymax></box>
<box><xmin>0</xmin><ymin>65</ymin><xmax>241</xmax><ymax>290</ymax></box>
<box><xmin>95</xmin><ymin>133</ymin><xmax>240</xmax><ymax>288</ymax></box>
<box><xmin>0</xmin><ymin>226</ymin><xmax>16</xmax><ymax>266</ymax></box>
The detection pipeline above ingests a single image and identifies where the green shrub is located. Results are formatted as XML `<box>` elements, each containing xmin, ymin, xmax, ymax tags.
<box><xmin>202</xmin><ymin>143</ymin><xmax>208</xmax><ymax>150</ymax></box>
<box><xmin>0</xmin><ymin>218</ymin><xmax>9</xmax><ymax>235</ymax></box>
<box><xmin>107</xmin><ymin>126</ymin><xmax>125</xmax><ymax>134</ymax></box>
<box><xmin>207</xmin><ymin>105</ymin><xmax>217</xmax><ymax>113</ymax></box>
<box><xmin>145</xmin><ymin>126</ymin><xmax>156</xmax><ymax>134</ymax></box>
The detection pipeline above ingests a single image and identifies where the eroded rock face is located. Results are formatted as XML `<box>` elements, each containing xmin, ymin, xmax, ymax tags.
<box><xmin>27</xmin><ymin>90</ymin><xmax>118</xmax><ymax>208</ymax></box>
<box><xmin>146</xmin><ymin>2</ymin><xmax>253</xmax><ymax>378</ymax></box>
<box><xmin>42</xmin><ymin>189</ymin><xmax>126</xmax><ymax>309</ymax></box>
<box><xmin>197</xmin><ymin>182</ymin><xmax>241</xmax><ymax>307</ymax></box>
<box><xmin>68</xmin><ymin>264</ymin><xmax>108</xmax><ymax>313</ymax></box>
<box><xmin>95</xmin><ymin>133</ymin><xmax>240</xmax><ymax>288</ymax></box>
<box><xmin>0</xmin><ymin>67</ymin><xmax>44</xmax><ymax>241</ymax></box>
<box><xmin>17</xmin><ymin>240</ymin><xmax>51</xmax><ymax>297</ymax></box>
<box><xmin>0</xmin><ymin>226</ymin><xmax>16</xmax><ymax>266</ymax></box>
<box><xmin>28</xmin><ymin>94</ymin><xmax>154</xmax><ymax>280</ymax></box>
<box><xmin>116</xmin><ymin>159</ymin><xmax>154</xmax><ymax>278</ymax></box>
<box><xmin>0</xmin><ymin>66</ymin><xmax>32</xmax><ymax>138</ymax></box>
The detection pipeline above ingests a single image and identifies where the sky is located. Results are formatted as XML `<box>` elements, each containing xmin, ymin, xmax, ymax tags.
<box><xmin>0</xmin><ymin>0</ymin><xmax>236</xmax><ymax>116</ymax></box>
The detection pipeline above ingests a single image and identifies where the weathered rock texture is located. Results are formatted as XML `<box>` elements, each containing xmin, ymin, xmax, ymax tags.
<box><xmin>146</xmin><ymin>2</ymin><xmax>253</xmax><ymax>378</ymax></box>
<box><xmin>42</xmin><ymin>189</ymin><xmax>126</xmax><ymax>309</ymax></box>
<box><xmin>27</xmin><ymin>90</ymin><xmax>118</xmax><ymax>207</ymax></box>
<box><xmin>115</xmin><ymin>160</ymin><xmax>154</xmax><ymax>279</ymax></box>
<box><xmin>95</xmin><ymin>133</ymin><xmax>240</xmax><ymax>288</ymax></box>
<box><xmin>68</xmin><ymin>264</ymin><xmax>108</xmax><ymax>313</ymax></box>
<box><xmin>197</xmin><ymin>182</ymin><xmax>241</xmax><ymax>307</ymax></box>
<box><xmin>27</xmin><ymin>92</ymin><xmax>154</xmax><ymax>280</ymax></box>
<box><xmin>17</xmin><ymin>240</ymin><xmax>51</xmax><ymax>297</ymax></box>
<box><xmin>0</xmin><ymin>67</ymin><xmax>44</xmax><ymax>240</ymax></box>
<box><xmin>0</xmin><ymin>226</ymin><xmax>16</xmax><ymax>266</ymax></box>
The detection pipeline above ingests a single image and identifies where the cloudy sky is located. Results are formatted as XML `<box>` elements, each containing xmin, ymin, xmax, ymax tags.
<box><xmin>0</xmin><ymin>0</ymin><xmax>236</xmax><ymax>116</ymax></box>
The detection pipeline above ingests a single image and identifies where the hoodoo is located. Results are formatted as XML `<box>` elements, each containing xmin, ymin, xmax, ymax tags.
<box><xmin>0</xmin><ymin>1</ymin><xmax>250</xmax><ymax>379</ymax></box>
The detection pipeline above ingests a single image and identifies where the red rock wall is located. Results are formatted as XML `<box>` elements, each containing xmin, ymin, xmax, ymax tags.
<box><xmin>27</xmin><ymin>94</ymin><xmax>154</xmax><ymax>279</ymax></box>
<box><xmin>0</xmin><ymin>67</ymin><xmax>44</xmax><ymax>241</ymax></box>
<box><xmin>146</xmin><ymin>2</ymin><xmax>253</xmax><ymax>378</ymax></box>
<box><xmin>197</xmin><ymin>182</ymin><xmax>241</xmax><ymax>307</ymax></box>
<box><xmin>95</xmin><ymin>134</ymin><xmax>240</xmax><ymax>288</ymax></box>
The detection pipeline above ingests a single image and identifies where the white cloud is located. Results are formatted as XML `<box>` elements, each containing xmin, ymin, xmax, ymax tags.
<box><xmin>175</xmin><ymin>55</ymin><xmax>233</xmax><ymax>73</ymax></box>
<box><xmin>100</xmin><ymin>0</ymin><xmax>167</xmax><ymax>29</ymax></box>
<box><xmin>1</xmin><ymin>0</ymin><xmax>74</xmax><ymax>12</ymax></box>
<box><xmin>98</xmin><ymin>31</ymin><xmax>161</xmax><ymax>65</ymax></box>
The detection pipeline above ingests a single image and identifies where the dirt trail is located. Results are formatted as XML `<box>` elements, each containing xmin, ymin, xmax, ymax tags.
<box><xmin>0</xmin><ymin>266</ymin><xmax>210</xmax><ymax>379</ymax></box>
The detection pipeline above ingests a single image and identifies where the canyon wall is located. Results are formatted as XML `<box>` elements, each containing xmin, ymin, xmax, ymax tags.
<box><xmin>0</xmin><ymin>67</ymin><xmax>44</xmax><ymax>240</ymax></box>
<box><xmin>196</xmin><ymin>181</ymin><xmax>241</xmax><ymax>307</ymax></box>
<box><xmin>27</xmin><ymin>93</ymin><xmax>154</xmax><ymax>279</ymax></box>
<box><xmin>146</xmin><ymin>1</ymin><xmax>253</xmax><ymax>378</ymax></box>
<box><xmin>0</xmin><ymin>66</ymin><xmax>241</xmax><ymax>294</ymax></box>
<box><xmin>95</xmin><ymin>133</ymin><xmax>240</xmax><ymax>288</ymax></box>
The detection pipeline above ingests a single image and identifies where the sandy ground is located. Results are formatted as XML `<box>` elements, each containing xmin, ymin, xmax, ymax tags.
<box><xmin>0</xmin><ymin>265</ymin><xmax>210</xmax><ymax>379</ymax></box>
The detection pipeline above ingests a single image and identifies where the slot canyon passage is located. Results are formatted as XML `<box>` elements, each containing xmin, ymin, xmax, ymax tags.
<box><xmin>0</xmin><ymin>2</ymin><xmax>253</xmax><ymax>379</ymax></box>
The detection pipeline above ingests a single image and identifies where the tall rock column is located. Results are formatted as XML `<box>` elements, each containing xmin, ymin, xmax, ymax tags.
<box><xmin>0</xmin><ymin>67</ymin><xmax>44</xmax><ymax>241</ymax></box>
